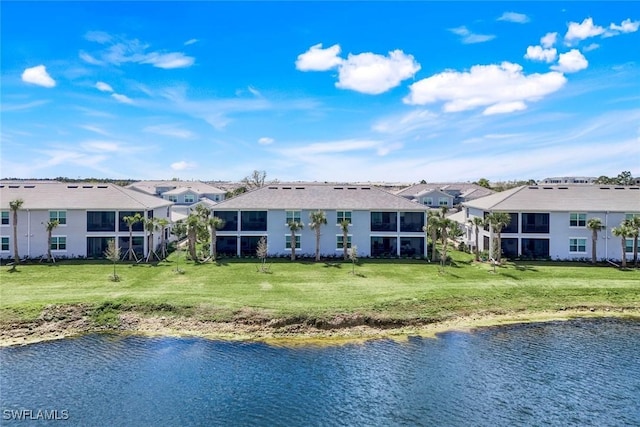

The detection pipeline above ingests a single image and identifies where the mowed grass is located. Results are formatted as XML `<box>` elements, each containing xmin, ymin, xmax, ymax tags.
<box><xmin>1</xmin><ymin>251</ymin><xmax>639</xmax><ymax>323</ymax></box>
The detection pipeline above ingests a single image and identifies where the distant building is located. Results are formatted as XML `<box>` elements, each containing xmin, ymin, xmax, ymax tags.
<box><xmin>395</xmin><ymin>183</ymin><xmax>495</xmax><ymax>208</ymax></box>
<box><xmin>540</xmin><ymin>177</ymin><xmax>597</xmax><ymax>185</ymax></box>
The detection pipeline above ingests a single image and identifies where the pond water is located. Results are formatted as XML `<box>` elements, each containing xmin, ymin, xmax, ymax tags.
<box><xmin>1</xmin><ymin>318</ymin><xmax>639</xmax><ymax>426</ymax></box>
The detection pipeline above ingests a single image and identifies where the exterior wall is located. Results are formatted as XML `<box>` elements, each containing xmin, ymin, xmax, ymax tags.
<box><xmin>0</xmin><ymin>207</ymin><xmax>170</xmax><ymax>260</ymax></box>
<box><xmin>462</xmin><ymin>207</ymin><xmax>635</xmax><ymax>262</ymax></box>
<box><xmin>215</xmin><ymin>209</ymin><xmax>426</xmax><ymax>258</ymax></box>
<box><xmin>416</xmin><ymin>190</ymin><xmax>454</xmax><ymax>209</ymax></box>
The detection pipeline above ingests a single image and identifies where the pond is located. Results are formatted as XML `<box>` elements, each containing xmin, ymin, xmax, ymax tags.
<box><xmin>1</xmin><ymin>318</ymin><xmax>639</xmax><ymax>426</ymax></box>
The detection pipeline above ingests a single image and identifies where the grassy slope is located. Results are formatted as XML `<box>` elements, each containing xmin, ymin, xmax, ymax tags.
<box><xmin>1</xmin><ymin>251</ymin><xmax>638</xmax><ymax>326</ymax></box>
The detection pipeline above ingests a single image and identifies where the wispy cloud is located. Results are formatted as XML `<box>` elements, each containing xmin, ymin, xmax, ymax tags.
<box><xmin>497</xmin><ymin>12</ymin><xmax>530</xmax><ymax>24</ymax></box>
<box><xmin>449</xmin><ymin>26</ymin><xmax>496</xmax><ymax>44</ymax></box>
<box><xmin>1</xmin><ymin>100</ymin><xmax>51</xmax><ymax>113</ymax></box>
<box><xmin>144</xmin><ymin>124</ymin><xmax>195</xmax><ymax>139</ymax></box>
<box><xmin>21</xmin><ymin>65</ymin><xmax>56</xmax><ymax>88</ymax></box>
<box><xmin>81</xmin><ymin>31</ymin><xmax>195</xmax><ymax>69</ymax></box>
<box><xmin>95</xmin><ymin>81</ymin><xmax>114</xmax><ymax>92</ymax></box>
<box><xmin>184</xmin><ymin>38</ymin><xmax>199</xmax><ymax>46</ymax></box>
<box><xmin>171</xmin><ymin>160</ymin><xmax>197</xmax><ymax>171</ymax></box>
<box><xmin>111</xmin><ymin>93</ymin><xmax>134</xmax><ymax>104</ymax></box>
<box><xmin>258</xmin><ymin>137</ymin><xmax>274</xmax><ymax>145</ymax></box>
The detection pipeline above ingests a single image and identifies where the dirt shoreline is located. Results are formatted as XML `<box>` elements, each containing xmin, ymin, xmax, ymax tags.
<box><xmin>2</xmin><ymin>305</ymin><xmax>638</xmax><ymax>347</ymax></box>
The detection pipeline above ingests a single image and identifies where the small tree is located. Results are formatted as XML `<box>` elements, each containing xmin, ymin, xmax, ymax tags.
<box><xmin>207</xmin><ymin>216</ymin><xmax>225</xmax><ymax>262</ymax></box>
<box><xmin>256</xmin><ymin>236</ymin><xmax>268</xmax><ymax>272</ymax></box>
<box><xmin>45</xmin><ymin>220</ymin><xmax>59</xmax><ymax>263</ymax></box>
<box><xmin>349</xmin><ymin>244</ymin><xmax>358</xmax><ymax>275</ymax></box>
<box><xmin>486</xmin><ymin>212</ymin><xmax>511</xmax><ymax>263</ymax></box>
<box><xmin>9</xmin><ymin>198</ymin><xmax>23</xmax><ymax>267</ymax></box>
<box><xmin>287</xmin><ymin>220</ymin><xmax>304</xmax><ymax>261</ymax></box>
<box><xmin>339</xmin><ymin>219</ymin><xmax>350</xmax><ymax>260</ymax></box>
<box><xmin>123</xmin><ymin>213</ymin><xmax>142</xmax><ymax>261</ymax></box>
<box><xmin>104</xmin><ymin>239</ymin><xmax>121</xmax><ymax>281</ymax></box>
<box><xmin>586</xmin><ymin>217</ymin><xmax>604</xmax><ymax>265</ymax></box>
<box><xmin>156</xmin><ymin>218</ymin><xmax>170</xmax><ymax>259</ymax></box>
<box><xmin>309</xmin><ymin>210</ymin><xmax>327</xmax><ymax>262</ymax></box>
<box><xmin>468</xmin><ymin>216</ymin><xmax>484</xmax><ymax>262</ymax></box>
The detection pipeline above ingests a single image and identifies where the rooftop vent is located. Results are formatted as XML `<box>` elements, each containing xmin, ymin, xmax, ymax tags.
<box><xmin>24</xmin><ymin>185</ymin><xmax>35</xmax><ymax>188</ymax></box>
<box><xmin>599</xmin><ymin>187</ymin><xmax>610</xmax><ymax>190</ymax></box>
<box><xmin>334</xmin><ymin>187</ymin><xmax>344</xmax><ymax>190</ymax></box>
<box><xmin>67</xmin><ymin>185</ymin><xmax>78</xmax><ymax>188</ymax></box>
<box><xmin>528</xmin><ymin>186</ymin><xmax>539</xmax><ymax>189</ymax></box>
<box><xmin>282</xmin><ymin>187</ymin><xmax>292</xmax><ymax>190</ymax></box>
<box><xmin>268</xmin><ymin>186</ymin><xmax>278</xmax><ymax>189</ymax></box>
<box><xmin>97</xmin><ymin>185</ymin><xmax>108</xmax><ymax>189</ymax></box>
<box><xmin>295</xmin><ymin>187</ymin><xmax>305</xmax><ymax>190</ymax></box>
<box><xmin>558</xmin><ymin>187</ymin><xmax>569</xmax><ymax>190</ymax></box>
<box><xmin>82</xmin><ymin>185</ymin><xmax>93</xmax><ymax>188</ymax></box>
<box><xmin>8</xmin><ymin>185</ymin><xmax>19</xmax><ymax>188</ymax></box>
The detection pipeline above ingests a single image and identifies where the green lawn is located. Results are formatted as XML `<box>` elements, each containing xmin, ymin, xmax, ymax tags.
<box><xmin>1</xmin><ymin>251</ymin><xmax>638</xmax><ymax>327</ymax></box>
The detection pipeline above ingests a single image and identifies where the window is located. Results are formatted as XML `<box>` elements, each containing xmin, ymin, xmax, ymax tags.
<box><xmin>87</xmin><ymin>211</ymin><xmax>116</xmax><ymax>232</ymax></box>
<box><xmin>1</xmin><ymin>211</ymin><xmax>8</xmax><ymax>225</ymax></box>
<box><xmin>502</xmin><ymin>213</ymin><xmax>519</xmax><ymax>234</ymax></box>
<box><xmin>570</xmin><ymin>213</ymin><xmax>586</xmax><ymax>227</ymax></box>
<box><xmin>241</xmin><ymin>211</ymin><xmax>267</xmax><ymax>231</ymax></box>
<box><xmin>438</xmin><ymin>197</ymin><xmax>449</xmax><ymax>206</ymax></box>
<box><xmin>400</xmin><ymin>212</ymin><xmax>424</xmax><ymax>232</ymax></box>
<box><xmin>336</xmin><ymin>235</ymin><xmax>352</xmax><ymax>250</ymax></box>
<box><xmin>626</xmin><ymin>213</ymin><xmax>640</xmax><ymax>221</ymax></box>
<box><xmin>337</xmin><ymin>211</ymin><xmax>352</xmax><ymax>224</ymax></box>
<box><xmin>522</xmin><ymin>213</ymin><xmax>550</xmax><ymax>233</ymax></box>
<box><xmin>118</xmin><ymin>211</ymin><xmax>144</xmax><ymax>232</ymax></box>
<box><xmin>423</xmin><ymin>197</ymin><xmax>433</xmax><ymax>206</ymax></box>
<box><xmin>569</xmin><ymin>238</ymin><xmax>586</xmax><ymax>253</ymax></box>
<box><xmin>50</xmin><ymin>236</ymin><xmax>67</xmax><ymax>251</ymax></box>
<box><xmin>626</xmin><ymin>239</ymin><xmax>640</xmax><ymax>254</ymax></box>
<box><xmin>286</xmin><ymin>210</ymin><xmax>301</xmax><ymax>224</ymax></box>
<box><xmin>49</xmin><ymin>210</ymin><xmax>67</xmax><ymax>225</ymax></box>
<box><xmin>285</xmin><ymin>234</ymin><xmax>300</xmax><ymax>250</ymax></box>
<box><xmin>184</xmin><ymin>194</ymin><xmax>195</xmax><ymax>204</ymax></box>
<box><xmin>167</xmin><ymin>195</ymin><xmax>177</xmax><ymax>202</ymax></box>
<box><xmin>1</xmin><ymin>237</ymin><xmax>8</xmax><ymax>251</ymax></box>
<box><xmin>371</xmin><ymin>212</ymin><xmax>397</xmax><ymax>232</ymax></box>
<box><xmin>214</xmin><ymin>211</ymin><xmax>238</xmax><ymax>231</ymax></box>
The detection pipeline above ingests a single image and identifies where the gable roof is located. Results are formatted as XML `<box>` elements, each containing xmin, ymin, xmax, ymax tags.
<box><xmin>213</xmin><ymin>184</ymin><xmax>426</xmax><ymax>211</ymax></box>
<box><xmin>127</xmin><ymin>180</ymin><xmax>225</xmax><ymax>195</ymax></box>
<box><xmin>396</xmin><ymin>183</ymin><xmax>494</xmax><ymax>200</ymax></box>
<box><xmin>463</xmin><ymin>185</ymin><xmax>640</xmax><ymax>212</ymax></box>
<box><xmin>0</xmin><ymin>182</ymin><xmax>173</xmax><ymax>210</ymax></box>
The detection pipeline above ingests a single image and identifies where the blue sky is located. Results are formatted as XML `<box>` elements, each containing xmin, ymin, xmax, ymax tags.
<box><xmin>2</xmin><ymin>2</ymin><xmax>639</xmax><ymax>183</ymax></box>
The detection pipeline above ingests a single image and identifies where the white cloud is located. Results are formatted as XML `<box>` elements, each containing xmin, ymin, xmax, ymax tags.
<box><xmin>140</xmin><ymin>52</ymin><xmax>195</xmax><ymax>69</ymax></box>
<box><xmin>564</xmin><ymin>18</ymin><xmax>605</xmax><ymax>44</ymax></box>
<box><xmin>21</xmin><ymin>65</ymin><xmax>56</xmax><ymax>88</ymax></box>
<box><xmin>84</xmin><ymin>30</ymin><xmax>112</xmax><ymax>44</ymax></box>
<box><xmin>79</xmin><ymin>51</ymin><xmax>105</xmax><ymax>65</ymax></box>
<box><xmin>607</xmin><ymin>18</ymin><xmax>640</xmax><ymax>36</ymax></box>
<box><xmin>336</xmin><ymin>50</ymin><xmax>421</xmax><ymax>95</ymax></box>
<box><xmin>540</xmin><ymin>32</ymin><xmax>558</xmax><ymax>48</ymax></box>
<box><xmin>449</xmin><ymin>26</ymin><xmax>496</xmax><ymax>44</ymax></box>
<box><xmin>83</xmin><ymin>34</ymin><xmax>195</xmax><ymax>69</ymax></box>
<box><xmin>497</xmin><ymin>12</ymin><xmax>530</xmax><ymax>24</ymax></box>
<box><xmin>258</xmin><ymin>137</ymin><xmax>274</xmax><ymax>145</ymax></box>
<box><xmin>404</xmin><ymin>62</ymin><xmax>567</xmax><ymax>115</ymax></box>
<box><xmin>184</xmin><ymin>38</ymin><xmax>199</xmax><ymax>46</ymax></box>
<box><xmin>583</xmin><ymin>43</ymin><xmax>600</xmax><ymax>52</ymax></box>
<box><xmin>171</xmin><ymin>160</ymin><xmax>197</xmax><ymax>171</ymax></box>
<box><xmin>296</xmin><ymin>44</ymin><xmax>420</xmax><ymax>95</ymax></box>
<box><xmin>81</xmin><ymin>141</ymin><xmax>122</xmax><ymax>152</ymax></box>
<box><xmin>111</xmin><ymin>93</ymin><xmax>134</xmax><ymax>104</ymax></box>
<box><xmin>524</xmin><ymin>45</ymin><xmax>557</xmax><ymax>63</ymax></box>
<box><xmin>144</xmin><ymin>124</ymin><xmax>194</xmax><ymax>139</ymax></box>
<box><xmin>551</xmin><ymin>49</ymin><xmax>589</xmax><ymax>73</ymax></box>
<box><xmin>295</xmin><ymin>43</ymin><xmax>343</xmax><ymax>71</ymax></box>
<box><xmin>95</xmin><ymin>81</ymin><xmax>114</xmax><ymax>92</ymax></box>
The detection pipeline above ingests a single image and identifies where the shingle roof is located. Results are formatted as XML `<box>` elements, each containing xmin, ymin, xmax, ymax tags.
<box><xmin>463</xmin><ymin>185</ymin><xmax>640</xmax><ymax>212</ymax></box>
<box><xmin>396</xmin><ymin>183</ymin><xmax>494</xmax><ymax>199</ymax></box>
<box><xmin>213</xmin><ymin>184</ymin><xmax>426</xmax><ymax>210</ymax></box>
<box><xmin>127</xmin><ymin>180</ymin><xmax>225</xmax><ymax>195</ymax></box>
<box><xmin>0</xmin><ymin>182</ymin><xmax>173</xmax><ymax>210</ymax></box>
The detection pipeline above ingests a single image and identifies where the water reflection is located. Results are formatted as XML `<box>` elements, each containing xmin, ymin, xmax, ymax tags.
<box><xmin>1</xmin><ymin>318</ymin><xmax>639</xmax><ymax>426</ymax></box>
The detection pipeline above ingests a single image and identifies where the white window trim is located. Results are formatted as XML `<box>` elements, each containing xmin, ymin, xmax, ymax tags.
<box><xmin>49</xmin><ymin>210</ymin><xmax>67</xmax><ymax>226</ymax></box>
<box><xmin>51</xmin><ymin>235</ymin><xmax>68</xmax><ymax>251</ymax></box>
<box><xmin>569</xmin><ymin>237</ymin><xmax>587</xmax><ymax>254</ymax></box>
<box><xmin>625</xmin><ymin>238</ymin><xmax>639</xmax><ymax>254</ymax></box>
<box><xmin>1</xmin><ymin>211</ymin><xmax>10</xmax><ymax>226</ymax></box>
<box><xmin>336</xmin><ymin>210</ymin><xmax>352</xmax><ymax>225</ymax></box>
<box><xmin>285</xmin><ymin>210</ymin><xmax>302</xmax><ymax>225</ymax></box>
<box><xmin>569</xmin><ymin>212</ymin><xmax>586</xmax><ymax>228</ymax></box>
<box><xmin>336</xmin><ymin>234</ymin><xmax>352</xmax><ymax>251</ymax></box>
<box><xmin>284</xmin><ymin>234</ymin><xmax>301</xmax><ymax>250</ymax></box>
<box><xmin>1</xmin><ymin>236</ymin><xmax>9</xmax><ymax>251</ymax></box>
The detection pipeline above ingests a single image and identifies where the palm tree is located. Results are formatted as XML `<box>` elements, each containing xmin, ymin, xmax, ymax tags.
<box><xmin>439</xmin><ymin>218</ymin><xmax>460</xmax><ymax>270</ymax></box>
<box><xmin>144</xmin><ymin>217</ymin><xmax>159</xmax><ymax>262</ymax></box>
<box><xmin>467</xmin><ymin>216</ymin><xmax>484</xmax><ymax>261</ymax></box>
<box><xmin>339</xmin><ymin>219</ymin><xmax>350</xmax><ymax>260</ymax></box>
<box><xmin>624</xmin><ymin>216</ymin><xmax>640</xmax><ymax>267</ymax></box>
<box><xmin>45</xmin><ymin>220</ymin><xmax>59</xmax><ymax>263</ymax></box>
<box><xmin>123</xmin><ymin>213</ymin><xmax>142</xmax><ymax>261</ymax></box>
<box><xmin>308</xmin><ymin>210</ymin><xmax>327</xmax><ymax>262</ymax></box>
<box><xmin>156</xmin><ymin>218</ymin><xmax>170</xmax><ymax>259</ymax></box>
<box><xmin>186</xmin><ymin>213</ymin><xmax>201</xmax><ymax>262</ymax></box>
<box><xmin>586</xmin><ymin>217</ymin><xmax>604</xmax><ymax>265</ymax></box>
<box><xmin>9</xmin><ymin>198</ymin><xmax>24</xmax><ymax>266</ymax></box>
<box><xmin>485</xmin><ymin>212</ymin><xmax>511</xmax><ymax>263</ymax></box>
<box><xmin>207</xmin><ymin>216</ymin><xmax>225</xmax><ymax>262</ymax></box>
<box><xmin>287</xmin><ymin>220</ymin><xmax>304</xmax><ymax>261</ymax></box>
<box><xmin>425</xmin><ymin>210</ymin><xmax>443</xmax><ymax>262</ymax></box>
<box><xmin>612</xmin><ymin>223</ymin><xmax>633</xmax><ymax>268</ymax></box>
